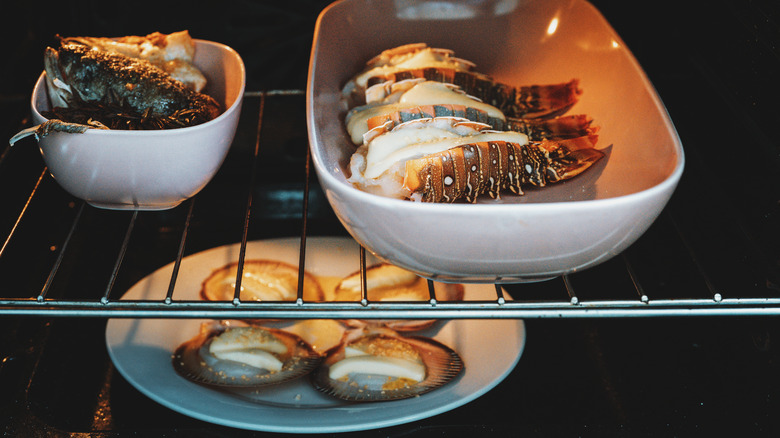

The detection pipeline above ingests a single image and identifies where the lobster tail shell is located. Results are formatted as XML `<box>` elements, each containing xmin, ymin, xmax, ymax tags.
<box><xmin>403</xmin><ymin>135</ymin><xmax>602</xmax><ymax>203</ymax></box>
<box><xmin>505</xmin><ymin>114</ymin><xmax>598</xmax><ymax>141</ymax></box>
<box><xmin>365</xmin><ymin>68</ymin><xmax>582</xmax><ymax>118</ymax></box>
<box><xmin>365</xmin><ymin>106</ymin><xmax>597</xmax><ymax>144</ymax></box>
<box><xmin>366</xmin><ymin>104</ymin><xmax>503</xmax><ymax>134</ymax></box>
<box><xmin>544</xmin><ymin>135</ymin><xmax>604</xmax><ymax>181</ymax></box>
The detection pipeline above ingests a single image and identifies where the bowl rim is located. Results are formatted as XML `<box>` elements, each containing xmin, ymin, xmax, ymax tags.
<box><xmin>31</xmin><ymin>38</ymin><xmax>246</xmax><ymax>137</ymax></box>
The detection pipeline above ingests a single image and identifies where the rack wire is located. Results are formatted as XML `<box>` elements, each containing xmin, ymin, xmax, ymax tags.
<box><xmin>1</xmin><ymin>90</ymin><xmax>778</xmax><ymax>318</ymax></box>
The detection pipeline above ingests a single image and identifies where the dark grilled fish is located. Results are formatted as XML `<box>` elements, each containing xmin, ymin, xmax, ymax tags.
<box><xmin>43</xmin><ymin>43</ymin><xmax>220</xmax><ymax>128</ymax></box>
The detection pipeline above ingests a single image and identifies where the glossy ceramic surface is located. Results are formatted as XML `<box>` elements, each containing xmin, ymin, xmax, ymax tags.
<box><xmin>306</xmin><ymin>0</ymin><xmax>684</xmax><ymax>282</ymax></box>
<box><xmin>31</xmin><ymin>40</ymin><xmax>245</xmax><ymax>210</ymax></box>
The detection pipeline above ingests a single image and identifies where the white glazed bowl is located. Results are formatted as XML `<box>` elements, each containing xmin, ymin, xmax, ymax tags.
<box><xmin>31</xmin><ymin>40</ymin><xmax>245</xmax><ymax>210</ymax></box>
<box><xmin>307</xmin><ymin>0</ymin><xmax>685</xmax><ymax>283</ymax></box>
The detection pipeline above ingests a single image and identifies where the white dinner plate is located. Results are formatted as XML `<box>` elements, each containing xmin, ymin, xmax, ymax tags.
<box><xmin>106</xmin><ymin>237</ymin><xmax>526</xmax><ymax>433</ymax></box>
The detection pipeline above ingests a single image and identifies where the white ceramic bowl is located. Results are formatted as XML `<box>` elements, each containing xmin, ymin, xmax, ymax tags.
<box><xmin>31</xmin><ymin>39</ymin><xmax>245</xmax><ymax>210</ymax></box>
<box><xmin>307</xmin><ymin>0</ymin><xmax>685</xmax><ymax>283</ymax></box>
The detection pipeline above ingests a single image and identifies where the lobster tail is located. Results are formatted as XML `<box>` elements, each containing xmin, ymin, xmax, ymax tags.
<box><xmin>514</xmin><ymin>80</ymin><xmax>583</xmax><ymax>119</ymax></box>
<box><xmin>403</xmin><ymin>135</ymin><xmax>602</xmax><ymax>203</ymax></box>
<box><xmin>366</xmin><ymin>104</ymin><xmax>503</xmax><ymax>133</ymax></box>
<box><xmin>505</xmin><ymin>114</ymin><xmax>597</xmax><ymax>141</ymax></box>
<box><xmin>365</xmin><ymin>106</ymin><xmax>597</xmax><ymax>145</ymax></box>
<box><xmin>547</xmin><ymin>148</ymin><xmax>605</xmax><ymax>182</ymax></box>
<box><xmin>534</xmin><ymin>134</ymin><xmax>602</xmax><ymax>182</ymax></box>
<box><xmin>366</xmin><ymin>69</ymin><xmax>581</xmax><ymax>118</ymax></box>
<box><xmin>344</xmin><ymin>44</ymin><xmax>605</xmax><ymax>204</ymax></box>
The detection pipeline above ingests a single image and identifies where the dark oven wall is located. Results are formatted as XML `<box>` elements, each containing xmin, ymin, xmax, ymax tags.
<box><xmin>1</xmin><ymin>0</ymin><xmax>333</xmax><ymax>95</ymax></box>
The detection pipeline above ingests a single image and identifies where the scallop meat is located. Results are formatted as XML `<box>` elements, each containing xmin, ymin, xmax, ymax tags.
<box><xmin>310</xmin><ymin>326</ymin><xmax>463</xmax><ymax>402</ymax></box>
<box><xmin>172</xmin><ymin>321</ymin><xmax>321</xmax><ymax>388</ymax></box>
<box><xmin>335</xmin><ymin>263</ymin><xmax>464</xmax><ymax>331</ymax></box>
<box><xmin>200</xmin><ymin>260</ymin><xmax>324</xmax><ymax>302</ymax></box>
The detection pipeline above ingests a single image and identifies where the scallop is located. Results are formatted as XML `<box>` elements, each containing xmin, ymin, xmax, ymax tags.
<box><xmin>200</xmin><ymin>260</ymin><xmax>324</xmax><ymax>302</ymax></box>
<box><xmin>335</xmin><ymin>263</ymin><xmax>464</xmax><ymax>331</ymax></box>
<box><xmin>310</xmin><ymin>327</ymin><xmax>464</xmax><ymax>402</ymax></box>
<box><xmin>276</xmin><ymin>319</ymin><xmax>346</xmax><ymax>355</ymax></box>
<box><xmin>172</xmin><ymin>321</ymin><xmax>321</xmax><ymax>388</ymax></box>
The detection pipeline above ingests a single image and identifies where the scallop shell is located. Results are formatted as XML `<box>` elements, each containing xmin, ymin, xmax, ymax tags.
<box><xmin>200</xmin><ymin>260</ymin><xmax>324</xmax><ymax>302</ymax></box>
<box><xmin>172</xmin><ymin>321</ymin><xmax>321</xmax><ymax>388</ymax></box>
<box><xmin>335</xmin><ymin>263</ymin><xmax>464</xmax><ymax>331</ymax></box>
<box><xmin>310</xmin><ymin>330</ymin><xmax>464</xmax><ymax>402</ymax></box>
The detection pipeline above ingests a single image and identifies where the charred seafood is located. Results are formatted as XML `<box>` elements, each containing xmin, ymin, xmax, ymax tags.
<box><xmin>311</xmin><ymin>326</ymin><xmax>464</xmax><ymax>402</ymax></box>
<box><xmin>9</xmin><ymin>31</ymin><xmax>220</xmax><ymax>146</ymax></box>
<box><xmin>41</xmin><ymin>40</ymin><xmax>219</xmax><ymax>130</ymax></box>
<box><xmin>59</xmin><ymin>30</ymin><xmax>207</xmax><ymax>92</ymax></box>
<box><xmin>172</xmin><ymin>321</ymin><xmax>321</xmax><ymax>388</ymax></box>
<box><xmin>343</xmin><ymin>43</ymin><xmax>605</xmax><ymax>203</ymax></box>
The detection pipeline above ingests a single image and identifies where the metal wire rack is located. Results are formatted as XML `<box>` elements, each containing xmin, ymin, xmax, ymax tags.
<box><xmin>1</xmin><ymin>90</ymin><xmax>778</xmax><ymax>319</ymax></box>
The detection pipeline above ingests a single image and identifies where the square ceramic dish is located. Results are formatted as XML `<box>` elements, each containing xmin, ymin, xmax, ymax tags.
<box><xmin>29</xmin><ymin>39</ymin><xmax>245</xmax><ymax>211</ymax></box>
<box><xmin>307</xmin><ymin>0</ymin><xmax>684</xmax><ymax>282</ymax></box>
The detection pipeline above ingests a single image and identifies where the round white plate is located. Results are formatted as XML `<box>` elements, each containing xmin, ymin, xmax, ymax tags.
<box><xmin>105</xmin><ymin>237</ymin><xmax>526</xmax><ymax>433</ymax></box>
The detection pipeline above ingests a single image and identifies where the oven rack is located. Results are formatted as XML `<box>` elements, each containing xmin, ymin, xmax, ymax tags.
<box><xmin>1</xmin><ymin>90</ymin><xmax>778</xmax><ymax>319</ymax></box>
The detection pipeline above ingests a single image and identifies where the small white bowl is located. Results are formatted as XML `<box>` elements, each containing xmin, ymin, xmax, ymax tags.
<box><xmin>307</xmin><ymin>0</ymin><xmax>685</xmax><ymax>282</ymax></box>
<box><xmin>30</xmin><ymin>39</ymin><xmax>245</xmax><ymax>210</ymax></box>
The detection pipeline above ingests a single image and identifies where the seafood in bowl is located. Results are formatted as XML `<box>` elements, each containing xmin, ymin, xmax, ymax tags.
<box><xmin>58</xmin><ymin>30</ymin><xmax>208</xmax><ymax>92</ymax></box>
<box><xmin>342</xmin><ymin>43</ymin><xmax>604</xmax><ymax>203</ymax></box>
<box><xmin>343</xmin><ymin>42</ymin><xmax>581</xmax><ymax>118</ymax></box>
<box><xmin>306</xmin><ymin>0</ymin><xmax>684</xmax><ymax>282</ymax></box>
<box><xmin>40</xmin><ymin>40</ymin><xmax>220</xmax><ymax>129</ymax></box>
<box><xmin>12</xmin><ymin>31</ymin><xmax>245</xmax><ymax>210</ymax></box>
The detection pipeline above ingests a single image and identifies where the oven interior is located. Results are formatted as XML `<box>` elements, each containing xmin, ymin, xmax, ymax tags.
<box><xmin>1</xmin><ymin>0</ymin><xmax>779</xmax><ymax>435</ymax></box>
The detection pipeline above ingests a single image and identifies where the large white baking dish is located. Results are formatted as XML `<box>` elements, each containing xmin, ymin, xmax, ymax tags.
<box><xmin>306</xmin><ymin>0</ymin><xmax>684</xmax><ymax>282</ymax></box>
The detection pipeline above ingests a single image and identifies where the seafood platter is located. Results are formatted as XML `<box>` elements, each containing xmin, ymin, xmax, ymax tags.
<box><xmin>307</xmin><ymin>0</ymin><xmax>685</xmax><ymax>282</ymax></box>
<box><xmin>13</xmin><ymin>31</ymin><xmax>245</xmax><ymax>210</ymax></box>
<box><xmin>106</xmin><ymin>237</ymin><xmax>525</xmax><ymax>432</ymax></box>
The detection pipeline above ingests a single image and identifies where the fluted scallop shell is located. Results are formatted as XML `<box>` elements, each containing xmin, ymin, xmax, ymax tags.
<box><xmin>310</xmin><ymin>331</ymin><xmax>464</xmax><ymax>402</ymax></box>
<box><xmin>172</xmin><ymin>322</ymin><xmax>321</xmax><ymax>388</ymax></box>
<box><xmin>200</xmin><ymin>259</ymin><xmax>324</xmax><ymax>302</ymax></box>
<box><xmin>335</xmin><ymin>263</ymin><xmax>464</xmax><ymax>331</ymax></box>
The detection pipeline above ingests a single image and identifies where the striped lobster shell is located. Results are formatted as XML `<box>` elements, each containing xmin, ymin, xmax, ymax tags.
<box><xmin>402</xmin><ymin>136</ymin><xmax>603</xmax><ymax>203</ymax></box>
<box><xmin>364</xmin><ymin>104</ymin><xmax>596</xmax><ymax>144</ymax></box>
<box><xmin>365</xmin><ymin>69</ymin><xmax>582</xmax><ymax>119</ymax></box>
